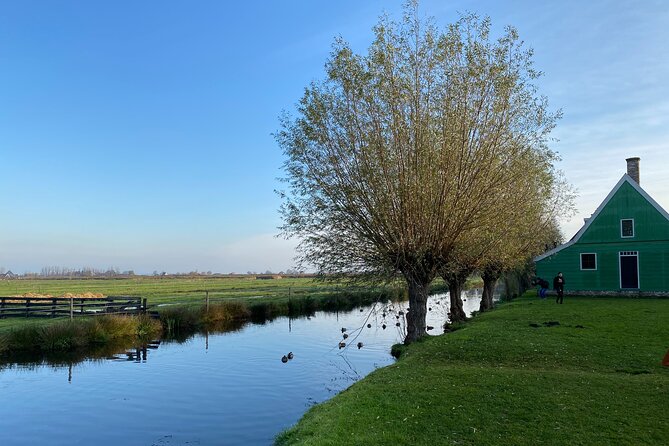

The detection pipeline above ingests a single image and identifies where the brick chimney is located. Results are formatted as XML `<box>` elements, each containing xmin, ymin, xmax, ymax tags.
<box><xmin>626</xmin><ymin>157</ymin><xmax>640</xmax><ymax>185</ymax></box>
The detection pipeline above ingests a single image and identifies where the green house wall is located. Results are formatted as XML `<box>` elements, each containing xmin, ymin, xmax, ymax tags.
<box><xmin>536</xmin><ymin>179</ymin><xmax>669</xmax><ymax>292</ymax></box>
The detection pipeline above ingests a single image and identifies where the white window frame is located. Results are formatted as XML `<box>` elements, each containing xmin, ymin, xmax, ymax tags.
<box><xmin>620</xmin><ymin>218</ymin><xmax>635</xmax><ymax>238</ymax></box>
<box><xmin>619</xmin><ymin>251</ymin><xmax>640</xmax><ymax>289</ymax></box>
<box><xmin>580</xmin><ymin>253</ymin><xmax>597</xmax><ymax>270</ymax></box>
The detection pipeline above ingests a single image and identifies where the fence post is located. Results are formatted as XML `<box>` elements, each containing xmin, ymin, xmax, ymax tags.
<box><xmin>205</xmin><ymin>291</ymin><xmax>209</xmax><ymax>313</ymax></box>
<box><xmin>26</xmin><ymin>298</ymin><xmax>31</xmax><ymax>318</ymax></box>
<box><xmin>142</xmin><ymin>298</ymin><xmax>147</xmax><ymax>315</ymax></box>
<box><xmin>51</xmin><ymin>297</ymin><xmax>57</xmax><ymax>318</ymax></box>
<box><xmin>0</xmin><ymin>297</ymin><xmax>5</xmax><ymax>319</ymax></box>
<box><xmin>70</xmin><ymin>297</ymin><xmax>74</xmax><ymax>320</ymax></box>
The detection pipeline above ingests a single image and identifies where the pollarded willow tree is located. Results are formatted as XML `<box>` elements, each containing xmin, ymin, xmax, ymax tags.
<box><xmin>476</xmin><ymin>173</ymin><xmax>573</xmax><ymax>313</ymax></box>
<box><xmin>277</xmin><ymin>4</ymin><xmax>562</xmax><ymax>344</ymax></box>
<box><xmin>430</xmin><ymin>14</ymin><xmax>571</xmax><ymax>322</ymax></box>
<box><xmin>441</xmin><ymin>148</ymin><xmax>574</xmax><ymax>320</ymax></box>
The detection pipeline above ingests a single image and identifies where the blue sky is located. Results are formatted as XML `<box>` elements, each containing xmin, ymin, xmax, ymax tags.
<box><xmin>1</xmin><ymin>1</ymin><xmax>668</xmax><ymax>274</ymax></box>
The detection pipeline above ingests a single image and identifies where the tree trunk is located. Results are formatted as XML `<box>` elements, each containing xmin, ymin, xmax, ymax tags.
<box><xmin>404</xmin><ymin>278</ymin><xmax>430</xmax><ymax>344</ymax></box>
<box><xmin>447</xmin><ymin>279</ymin><xmax>467</xmax><ymax>323</ymax></box>
<box><xmin>479</xmin><ymin>268</ymin><xmax>500</xmax><ymax>313</ymax></box>
<box><xmin>503</xmin><ymin>275</ymin><xmax>513</xmax><ymax>301</ymax></box>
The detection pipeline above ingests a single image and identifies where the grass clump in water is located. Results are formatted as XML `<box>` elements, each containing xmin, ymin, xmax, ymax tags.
<box><xmin>203</xmin><ymin>301</ymin><xmax>251</xmax><ymax>324</ymax></box>
<box><xmin>160</xmin><ymin>302</ymin><xmax>251</xmax><ymax>335</ymax></box>
<box><xmin>159</xmin><ymin>306</ymin><xmax>202</xmax><ymax>334</ymax></box>
<box><xmin>1</xmin><ymin>324</ymin><xmax>42</xmax><ymax>352</ymax></box>
<box><xmin>95</xmin><ymin>315</ymin><xmax>138</xmax><ymax>339</ymax></box>
<box><xmin>0</xmin><ymin>315</ymin><xmax>162</xmax><ymax>355</ymax></box>
<box><xmin>38</xmin><ymin>322</ymin><xmax>87</xmax><ymax>351</ymax></box>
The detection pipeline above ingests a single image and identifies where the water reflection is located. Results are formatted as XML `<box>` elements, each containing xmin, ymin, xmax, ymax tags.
<box><xmin>107</xmin><ymin>341</ymin><xmax>161</xmax><ymax>363</ymax></box>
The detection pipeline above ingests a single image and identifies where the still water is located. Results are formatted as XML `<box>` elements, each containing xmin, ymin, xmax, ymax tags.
<box><xmin>0</xmin><ymin>290</ymin><xmax>486</xmax><ymax>445</ymax></box>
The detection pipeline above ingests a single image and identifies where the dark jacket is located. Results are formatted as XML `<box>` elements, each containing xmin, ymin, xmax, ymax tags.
<box><xmin>553</xmin><ymin>275</ymin><xmax>565</xmax><ymax>291</ymax></box>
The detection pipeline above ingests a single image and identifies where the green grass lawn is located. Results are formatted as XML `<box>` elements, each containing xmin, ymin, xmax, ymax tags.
<box><xmin>277</xmin><ymin>295</ymin><xmax>669</xmax><ymax>445</ymax></box>
<box><xmin>0</xmin><ymin>316</ymin><xmax>69</xmax><ymax>332</ymax></box>
<box><xmin>0</xmin><ymin>276</ymin><xmax>460</xmax><ymax>306</ymax></box>
<box><xmin>0</xmin><ymin>276</ymin><xmax>342</xmax><ymax>304</ymax></box>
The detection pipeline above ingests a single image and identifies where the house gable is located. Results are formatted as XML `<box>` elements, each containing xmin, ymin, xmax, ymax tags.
<box><xmin>535</xmin><ymin>174</ymin><xmax>669</xmax><ymax>262</ymax></box>
<box><xmin>578</xmin><ymin>179</ymin><xmax>669</xmax><ymax>244</ymax></box>
<box><xmin>534</xmin><ymin>173</ymin><xmax>669</xmax><ymax>292</ymax></box>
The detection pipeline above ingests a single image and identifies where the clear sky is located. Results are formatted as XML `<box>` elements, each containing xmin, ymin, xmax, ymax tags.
<box><xmin>1</xmin><ymin>1</ymin><xmax>668</xmax><ymax>274</ymax></box>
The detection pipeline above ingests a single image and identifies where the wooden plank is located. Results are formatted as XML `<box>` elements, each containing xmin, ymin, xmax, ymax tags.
<box><xmin>0</xmin><ymin>296</ymin><xmax>145</xmax><ymax>319</ymax></box>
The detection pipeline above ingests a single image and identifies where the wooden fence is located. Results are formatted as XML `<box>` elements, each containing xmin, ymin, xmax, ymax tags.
<box><xmin>0</xmin><ymin>296</ymin><xmax>147</xmax><ymax>319</ymax></box>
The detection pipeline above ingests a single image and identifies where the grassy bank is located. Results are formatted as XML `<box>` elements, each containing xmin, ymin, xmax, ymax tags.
<box><xmin>156</xmin><ymin>285</ymin><xmax>416</xmax><ymax>338</ymax></box>
<box><xmin>0</xmin><ymin>282</ymin><xmax>422</xmax><ymax>355</ymax></box>
<box><xmin>277</xmin><ymin>294</ymin><xmax>669</xmax><ymax>445</ymax></box>
<box><xmin>0</xmin><ymin>314</ymin><xmax>161</xmax><ymax>356</ymax></box>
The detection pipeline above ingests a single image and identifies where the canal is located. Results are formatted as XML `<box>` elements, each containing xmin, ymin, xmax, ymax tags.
<box><xmin>0</xmin><ymin>290</ymin><xmax>489</xmax><ymax>445</ymax></box>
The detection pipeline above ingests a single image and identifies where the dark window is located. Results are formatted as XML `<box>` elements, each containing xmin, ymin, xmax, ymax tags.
<box><xmin>621</xmin><ymin>219</ymin><xmax>634</xmax><ymax>237</ymax></box>
<box><xmin>580</xmin><ymin>253</ymin><xmax>596</xmax><ymax>270</ymax></box>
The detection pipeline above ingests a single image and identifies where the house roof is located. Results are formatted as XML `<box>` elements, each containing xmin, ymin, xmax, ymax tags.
<box><xmin>534</xmin><ymin>173</ymin><xmax>669</xmax><ymax>262</ymax></box>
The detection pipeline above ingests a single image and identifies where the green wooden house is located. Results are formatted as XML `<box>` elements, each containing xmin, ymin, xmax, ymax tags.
<box><xmin>535</xmin><ymin>158</ymin><xmax>669</xmax><ymax>294</ymax></box>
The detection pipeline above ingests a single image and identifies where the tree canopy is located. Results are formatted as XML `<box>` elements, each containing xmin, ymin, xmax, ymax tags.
<box><xmin>277</xmin><ymin>4</ymin><xmax>569</xmax><ymax>343</ymax></box>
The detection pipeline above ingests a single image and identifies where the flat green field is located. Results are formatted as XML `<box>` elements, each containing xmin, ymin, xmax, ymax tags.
<box><xmin>277</xmin><ymin>294</ymin><xmax>669</xmax><ymax>445</ymax></box>
<box><xmin>0</xmin><ymin>276</ymin><xmax>349</xmax><ymax>305</ymax></box>
<box><xmin>0</xmin><ymin>277</ymin><xmax>344</xmax><ymax>332</ymax></box>
<box><xmin>0</xmin><ymin>276</ymin><xmax>446</xmax><ymax>334</ymax></box>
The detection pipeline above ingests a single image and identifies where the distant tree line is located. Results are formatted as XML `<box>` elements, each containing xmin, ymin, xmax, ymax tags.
<box><xmin>7</xmin><ymin>268</ymin><xmax>306</xmax><ymax>278</ymax></box>
<box><xmin>29</xmin><ymin>266</ymin><xmax>135</xmax><ymax>278</ymax></box>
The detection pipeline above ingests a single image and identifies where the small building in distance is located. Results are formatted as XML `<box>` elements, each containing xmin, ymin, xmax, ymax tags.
<box><xmin>1</xmin><ymin>270</ymin><xmax>17</xmax><ymax>280</ymax></box>
<box><xmin>535</xmin><ymin>157</ymin><xmax>669</xmax><ymax>295</ymax></box>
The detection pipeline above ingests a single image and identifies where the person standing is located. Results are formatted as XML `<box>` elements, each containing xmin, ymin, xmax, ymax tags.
<box><xmin>553</xmin><ymin>272</ymin><xmax>565</xmax><ymax>304</ymax></box>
